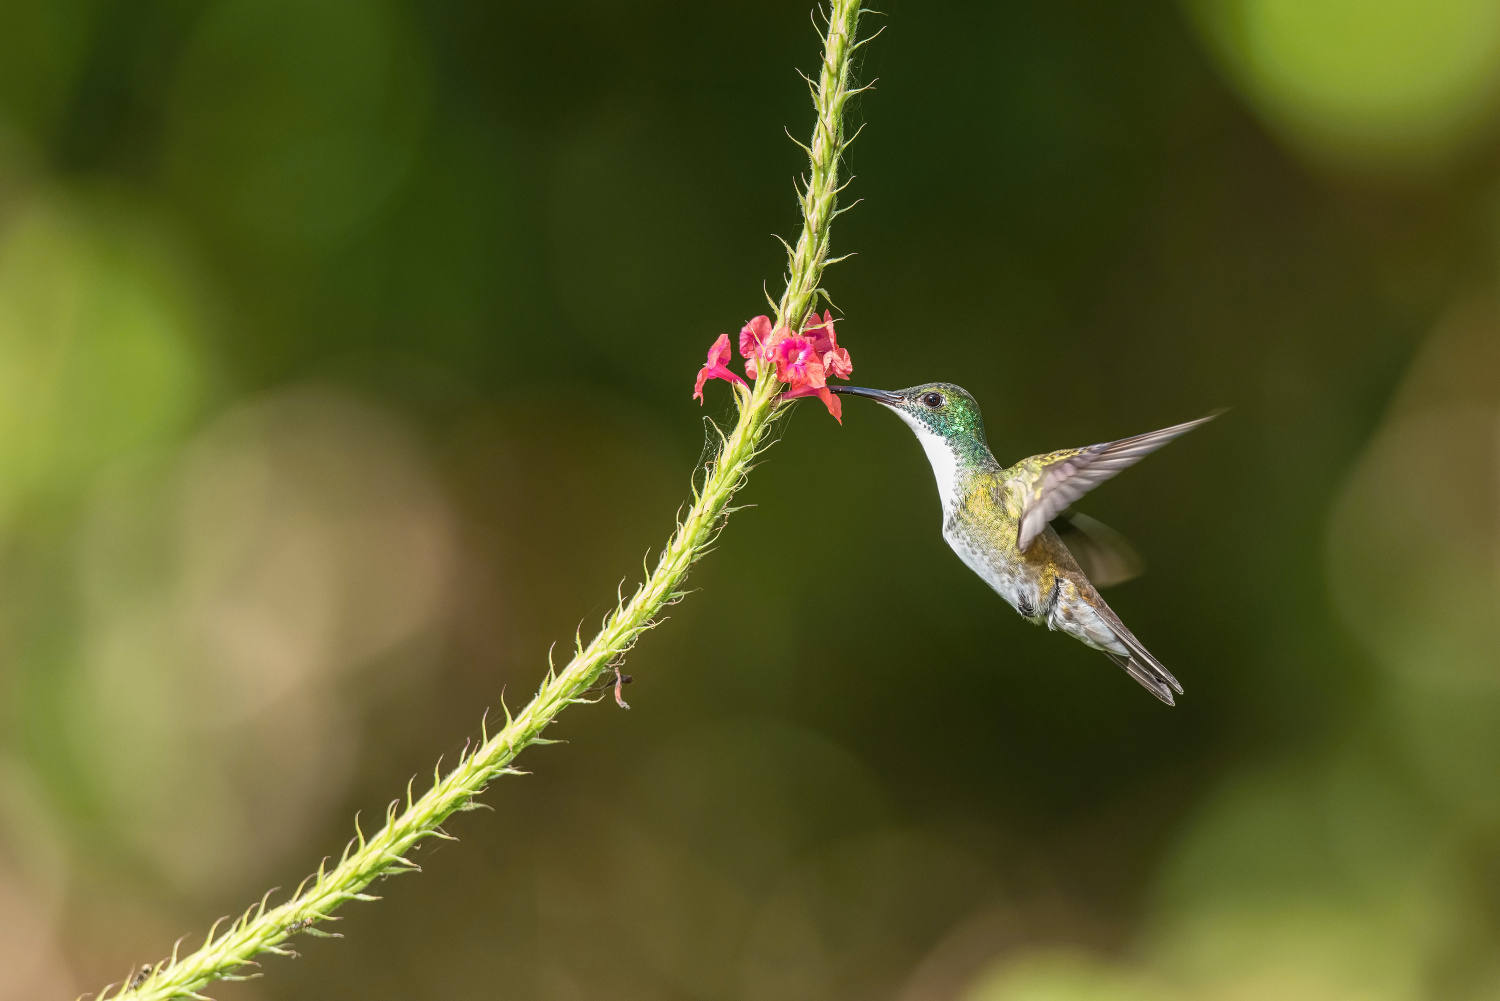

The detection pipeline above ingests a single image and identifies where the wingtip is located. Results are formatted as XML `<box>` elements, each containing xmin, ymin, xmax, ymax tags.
<box><xmin>1169</xmin><ymin>411</ymin><xmax>1223</xmax><ymax>436</ymax></box>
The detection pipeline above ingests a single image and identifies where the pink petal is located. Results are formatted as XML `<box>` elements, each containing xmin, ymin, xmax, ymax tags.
<box><xmin>739</xmin><ymin>316</ymin><xmax>773</xmax><ymax>360</ymax></box>
<box><xmin>816</xmin><ymin>385</ymin><xmax>842</xmax><ymax>423</ymax></box>
<box><xmin>776</xmin><ymin>337</ymin><xmax>827</xmax><ymax>390</ymax></box>
<box><xmin>694</xmin><ymin>334</ymin><xmax>747</xmax><ymax>403</ymax></box>
<box><xmin>823</xmin><ymin>346</ymin><xmax>852</xmax><ymax>380</ymax></box>
<box><xmin>803</xmin><ymin>311</ymin><xmax>836</xmax><ymax>352</ymax></box>
<box><xmin>772</xmin><ymin>333</ymin><xmax>812</xmax><ymax>366</ymax></box>
<box><xmin>706</xmin><ymin>332</ymin><xmax>733</xmax><ymax>368</ymax></box>
<box><xmin>770</xmin><ymin>312</ymin><xmax>849</xmax><ymax>421</ymax></box>
<box><xmin>782</xmin><ymin>384</ymin><xmax>841</xmax><ymax>422</ymax></box>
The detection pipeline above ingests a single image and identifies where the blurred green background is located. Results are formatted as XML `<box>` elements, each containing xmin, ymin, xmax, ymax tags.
<box><xmin>0</xmin><ymin>0</ymin><xmax>1498</xmax><ymax>998</ymax></box>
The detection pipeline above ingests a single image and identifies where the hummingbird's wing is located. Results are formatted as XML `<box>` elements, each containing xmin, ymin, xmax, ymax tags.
<box><xmin>1014</xmin><ymin>413</ymin><xmax>1218</xmax><ymax>552</ymax></box>
<box><xmin>1051</xmin><ymin>511</ymin><xmax>1143</xmax><ymax>587</ymax></box>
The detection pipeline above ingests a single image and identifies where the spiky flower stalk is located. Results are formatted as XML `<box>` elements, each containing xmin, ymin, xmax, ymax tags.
<box><xmin>776</xmin><ymin>2</ymin><xmax>871</xmax><ymax>332</ymax></box>
<box><xmin>103</xmin><ymin>4</ymin><xmax>870</xmax><ymax>999</ymax></box>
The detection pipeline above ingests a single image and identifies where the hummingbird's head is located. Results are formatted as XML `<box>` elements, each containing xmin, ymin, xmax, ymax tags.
<box><xmin>830</xmin><ymin>382</ymin><xmax>988</xmax><ymax>447</ymax></box>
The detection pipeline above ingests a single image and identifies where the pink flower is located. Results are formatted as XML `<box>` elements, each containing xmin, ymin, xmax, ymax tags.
<box><xmin>693</xmin><ymin>333</ymin><xmax>748</xmax><ymax>402</ymax></box>
<box><xmin>802</xmin><ymin>310</ymin><xmax>852</xmax><ymax>380</ymax></box>
<box><xmin>773</xmin><ymin>333</ymin><xmax>843</xmax><ymax>423</ymax></box>
<box><xmin>773</xmin><ymin>333</ymin><xmax>824</xmax><ymax>386</ymax></box>
<box><xmin>693</xmin><ymin>312</ymin><xmax>853</xmax><ymax>421</ymax></box>
<box><xmin>738</xmin><ymin>315</ymin><xmax>779</xmax><ymax>380</ymax></box>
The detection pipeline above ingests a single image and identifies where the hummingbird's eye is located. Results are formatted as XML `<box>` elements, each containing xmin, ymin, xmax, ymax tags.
<box><xmin>922</xmin><ymin>392</ymin><xmax>944</xmax><ymax>409</ymax></box>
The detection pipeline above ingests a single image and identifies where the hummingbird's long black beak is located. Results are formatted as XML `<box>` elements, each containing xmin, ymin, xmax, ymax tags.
<box><xmin>829</xmin><ymin>386</ymin><xmax>902</xmax><ymax>405</ymax></box>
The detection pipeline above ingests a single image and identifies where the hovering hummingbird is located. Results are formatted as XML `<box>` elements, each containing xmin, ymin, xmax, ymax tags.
<box><xmin>831</xmin><ymin>383</ymin><xmax>1216</xmax><ymax>705</ymax></box>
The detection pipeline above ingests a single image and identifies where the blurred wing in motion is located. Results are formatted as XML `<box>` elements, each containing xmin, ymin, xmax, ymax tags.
<box><xmin>1052</xmin><ymin>511</ymin><xmax>1143</xmax><ymax>587</ymax></box>
<box><xmin>1016</xmin><ymin>413</ymin><xmax>1219</xmax><ymax>552</ymax></box>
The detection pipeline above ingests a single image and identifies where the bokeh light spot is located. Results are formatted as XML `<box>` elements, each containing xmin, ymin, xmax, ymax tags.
<box><xmin>962</xmin><ymin>950</ymin><xmax>1178</xmax><ymax>1001</ymax></box>
<box><xmin>1191</xmin><ymin>0</ymin><xmax>1500</xmax><ymax>168</ymax></box>
<box><xmin>1146</xmin><ymin>755</ymin><xmax>1456</xmax><ymax>1001</ymax></box>
<box><xmin>1327</xmin><ymin>306</ymin><xmax>1500</xmax><ymax>820</ymax></box>
<box><xmin>0</xmin><ymin>195</ymin><xmax>203</xmax><ymax>523</ymax></box>
<box><xmin>70</xmin><ymin>387</ymin><xmax>455</xmax><ymax>892</ymax></box>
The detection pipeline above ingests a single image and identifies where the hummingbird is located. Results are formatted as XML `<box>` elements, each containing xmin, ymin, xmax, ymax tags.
<box><xmin>830</xmin><ymin>383</ymin><xmax>1216</xmax><ymax>705</ymax></box>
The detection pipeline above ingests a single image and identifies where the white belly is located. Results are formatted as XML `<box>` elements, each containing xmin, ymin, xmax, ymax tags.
<box><xmin>941</xmin><ymin>520</ymin><xmax>1046</xmax><ymax>621</ymax></box>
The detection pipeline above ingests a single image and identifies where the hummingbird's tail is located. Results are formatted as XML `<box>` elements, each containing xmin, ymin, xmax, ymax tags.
<box><xmin>1094</xmin><ymin>604</ymin><xmax>1183</xmax><ymax>706</ymax></box>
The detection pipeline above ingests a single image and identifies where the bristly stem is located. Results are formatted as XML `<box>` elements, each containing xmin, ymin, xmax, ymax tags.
<box><xmin>777</xmin><ymin>2</ymin><xmax>871</xmax><ymax>332</ymax></box>
<box><xmin>103</xmin><ymin>3</ymin><xmax>866</xmax><ymax>998</ymax></box>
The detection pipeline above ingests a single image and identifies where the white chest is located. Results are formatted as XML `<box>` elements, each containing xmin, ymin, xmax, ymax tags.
<box><xmin>895</xmin><ymin>413</ymin><xmax>960</xmax><ymax>514</ymax></box>
<box><xmin>892</xmin><ymin>410</ymin><xmax>1041</xmax><ymax>617</ymax></box>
